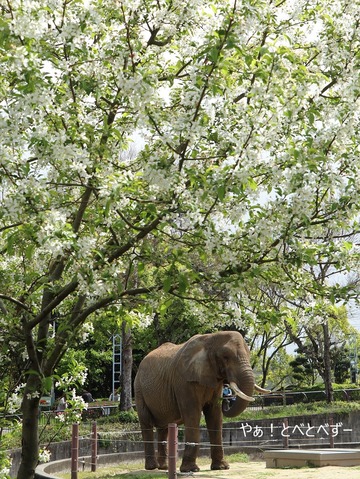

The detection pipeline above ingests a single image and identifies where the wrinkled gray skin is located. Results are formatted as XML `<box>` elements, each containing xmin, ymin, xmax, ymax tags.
<box><xmin>134</xmin><ymin>331</ymin><xmax>255</xmax><ymax>472</ymax></box>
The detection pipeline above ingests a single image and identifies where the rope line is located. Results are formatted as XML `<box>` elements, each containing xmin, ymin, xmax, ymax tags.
<box><xmin>130</xmin><ymin>424</ymin><xmax>290</xmax><ymax>434</ymax></box>
<box><xmin>91</xmin><ymin>437</ymin><xmax>303</xmax><ymax>447</ymax></box>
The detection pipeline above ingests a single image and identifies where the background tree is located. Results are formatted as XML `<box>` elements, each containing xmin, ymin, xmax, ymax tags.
<box><xmin>333</xmin><ymin>346</ymin><xmax>351</xmax><ymax>384</ymax></box>
<box><xmin>255</xmin><ymin>347</ymin><xmax>294</xmax><ymax>391</ymax></box>
<box><xmin>0</xmin><ymin>1</ymin><xmax>360</xmax><ymax>477</ymax></box>
<box><xmin>286</xmin><ymin>306</ymin><xmax>359</xmax><ymax>394</ymax></box>
<box><xmin>119</xmin><ymin>319</ymin><xmax>133</xmax><ymax>411</ymax></box>
<box><xmin>289</xmin><ymin>353</ymin><xmax>320</xmax><ymax>388</ymax></box>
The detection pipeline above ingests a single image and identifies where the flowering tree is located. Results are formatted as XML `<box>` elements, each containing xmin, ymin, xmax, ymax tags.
<box><xmin>1</xmin><ymin>0</ymin><xmax>360</xmax><ymax>477</ymax></box>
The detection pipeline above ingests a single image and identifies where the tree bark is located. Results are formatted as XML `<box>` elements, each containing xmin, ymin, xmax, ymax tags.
<box><xmin>323</xmin><ymin>321</ymin><xmax>334</xmax><ymax>403</ymax></box>
<box><xmin>120</xmin><ymin>321</ymin><xmax>133</xmax><ymax>411</ymax></box>
<box><xmin>17</xmin><ymin>375</ymin><xmax>43</xmax><ymax>479</ymax></box>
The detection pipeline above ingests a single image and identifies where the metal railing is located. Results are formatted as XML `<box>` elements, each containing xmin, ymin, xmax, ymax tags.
<box><xmin>2</xmin><ymin>388</ymin><xmax>360</xmax><ymax>429</ymax></box>
<box><xmin>249</xmin><ymin>387</ymin><xmax>360</xmax><ymax>408</ymax></box>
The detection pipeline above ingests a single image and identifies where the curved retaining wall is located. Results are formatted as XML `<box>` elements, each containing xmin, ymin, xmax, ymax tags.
<box><xmin>34</xmin><ymin>446</ymin><xmax>261</xmax><ymax>479</ymax></box>
<box><xmin>35</xmin><ymin>451</ymin><xmax>145</xmax><ymax>479</ymax></box>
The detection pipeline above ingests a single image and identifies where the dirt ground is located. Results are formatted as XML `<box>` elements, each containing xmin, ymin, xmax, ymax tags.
<box><xmin>60</xmin><ymin>460</ymin><xmax>360</xmax><ymax>479</ymax></box>
<box><xmin>187</xmin><ymin>461</ymin><xmax>360</xmax><ymax>479</ymax></box>
<box><xmin>58</xmin><ymin>457</ymin><xmax>360</xmax><ymax>479</ymax></box>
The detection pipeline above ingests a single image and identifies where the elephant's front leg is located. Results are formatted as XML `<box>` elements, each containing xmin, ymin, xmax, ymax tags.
<box><xmin>157</xmin><ymin>427</ymin><xmax>168</xmax><ymax>470</ymax></box>
<box><xmin>203</xmin><ymin>402</ymin><xmax>229</xmax><ymax>470</ymax></box>
<box><xmin>180</xmin><ymin>419</ymin><xmax>201</xmax><ymax>472</ymax></box>
<box><xmin>181</xmin><ymin>431</ymin><xmax>200</xmax><ymax>472</ymax></box>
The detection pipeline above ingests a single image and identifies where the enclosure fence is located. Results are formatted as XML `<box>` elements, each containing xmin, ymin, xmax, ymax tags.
<box><xmin>68</xmin><ymin>415</ymin><xmax>357</xmax><ymax>479</ymax></box>
<box><xmin>32</xmin><ymin>387</ymin><xmax>360</xmax><ymax>426</ymax></box>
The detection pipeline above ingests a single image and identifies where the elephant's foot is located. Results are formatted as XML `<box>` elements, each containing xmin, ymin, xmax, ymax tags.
<box><xmin>145</xmin><ymin>459</ymin><xmax>159</xmax><ymax>470</ymax></box>
<box><xmin>211</xmin><ymin>460</ymin><xmax>230</xmax><ymax>470</ymax></box>
<box><xmin>180</xmin><ymin>462</ymin><xmax>200</xmax><ymax>473</ymax></box>
<box><xmin>158</xmin><ymin>462</ymin><xmax>168</xmax><ymax>470</ymax></box>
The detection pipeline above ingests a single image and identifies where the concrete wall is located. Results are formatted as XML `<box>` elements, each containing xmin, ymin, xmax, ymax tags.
<box><xmin>222</xmin><ymin>411</ymin><xmax>360</xmax><ymax>449</ymax></box>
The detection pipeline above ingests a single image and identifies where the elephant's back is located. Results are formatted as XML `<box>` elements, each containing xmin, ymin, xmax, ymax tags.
<box><xmin>136</xmin><ymin>342</ymin><xmax>180</xmax><ymax>379</ymax></box>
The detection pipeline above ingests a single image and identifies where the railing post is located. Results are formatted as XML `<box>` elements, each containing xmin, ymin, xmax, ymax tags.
<box><xmin>91</xmin><ymin>421</ymin><xmax>97</xmax><ymax>471</ymax></box>
<box><xmin>71</xmin><ymin>423</ymin><xmax>79</xmax><ymax>479</ymax></box>
<box><xmin>283</xmin><ymin>418</ymin><xmax>289</xmax><ymax>449</ymax></box>
<box><xmin>168</xmin><ymin>423</ymin><xmax>178</xmax><ymax>479</ymax></box>
<box><xmin>329</xmin><ymin>415</ymin><xmax>334</xmax><ymax>448</ymax></box>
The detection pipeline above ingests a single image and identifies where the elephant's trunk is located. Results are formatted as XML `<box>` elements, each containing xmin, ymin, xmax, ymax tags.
<box><xmin>222</xmin><ymin>367</ymin><xmax>255</xmax><ymax>418</ymax></box>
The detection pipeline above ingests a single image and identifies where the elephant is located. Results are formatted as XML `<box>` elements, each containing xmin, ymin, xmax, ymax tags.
<box><xmin>134</xmin><ymin>331</ymin><xmax>268</xmax><ymax>472</ymax></box>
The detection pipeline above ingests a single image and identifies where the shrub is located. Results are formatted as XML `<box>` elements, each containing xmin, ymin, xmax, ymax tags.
<box><xmin>118</xmin><ymin>410</ymin><xmax>138</xmax><ymax>423</ymax></box>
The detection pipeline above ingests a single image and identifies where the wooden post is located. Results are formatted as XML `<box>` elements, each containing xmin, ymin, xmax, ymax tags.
<box><xmin>71</xmin><ymin>423</ymin><xmax>79</xmax><ymax>479</ymax></box>
<box><xmin>329</xmin><ymin>416</ymin><xmax>334</xmax><ymax>448</ymax></box>
<box><xmin>91</xmin><ymin>421</ymin><xmax>97</xmax><ymax>471</ymax></box>
<box><xmin>168</xmin><ymin>423</ymin><xmax>178</xmax><ymax>479</ymax></box>
<box><xmin>283</xmin><ymin>418</ymin><xmax>289</xmax><ymax>449</ymax></box>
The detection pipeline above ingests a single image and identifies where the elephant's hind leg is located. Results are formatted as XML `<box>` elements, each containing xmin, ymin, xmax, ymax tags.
<box><xmin>137</xmin><ymin>401</ymin><xmax>159</xmax><ymax>470</ymax></box>
<box><xmin>142</xmin><ymin>426</ymin><xmax>159</xmax><ymax>470</ymax></box>
<box><xmin>157</xmin><ymin>427</ymin><xmax>168</xmax><ymax>470</ymax></box>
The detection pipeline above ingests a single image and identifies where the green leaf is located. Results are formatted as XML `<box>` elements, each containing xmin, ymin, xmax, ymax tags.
<box><xmin>159</xmin><ymin>299</ymin><xmax>173</xmax><ymax>315</ymax></box>
<box><xmin>247</xmin><ymin>178</ymin><xmax>257</xmax><ymax>191</ymax></box>
<box><xmin>25</xmin><ymin>244</ymin><xmax>35</xmax><ymax>260</ymax></box>
<box><xmin>6</xmin><ymin>234</ymin><xmax>16</xmax><ymax>255</ymax></box>
<box><xmin>104</xmin><ymin>199</ymin><xmax>111</xmax><ymax>217</ymax></box>
<box><xmin>43</xmin><ymin>376</ymin><xmax>53</xmax><ymax>393</ymax></box>
<box><xmin>178</xmin><ymin>274</ymin><xmax>188</xmax><ymax>294</ymax></box>
<box><xmin>0</xmin><ymin>18</ymin><xmax>10</xmax><ymax>48</ymax></box>
<box><xmin>217</xmin><ymin>184</ymin><xmax>226</xmax><ymax>201</ymax></box>
<box><xmin>343</xmin><ymin>241</ymin><xmax>353</xmax><ymax>251</ymax></box>
<box><xmin>209</xmin><ymin>46</ymin><xmax>219</xmax><ymax>63</ymax></box>
<box><xmin>163</xmin><ymin>276</ymin><xmax>172</xmax><ymax>293</ymax></box>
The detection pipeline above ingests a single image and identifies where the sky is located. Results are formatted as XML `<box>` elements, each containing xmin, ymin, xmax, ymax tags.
<box><xmin>348</xmin><ymin>301</ymin><xmax>360</xmax><ymax>332</ymax></box>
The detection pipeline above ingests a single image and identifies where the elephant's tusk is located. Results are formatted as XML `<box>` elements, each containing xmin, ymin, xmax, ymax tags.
<box><xmin>254</xmin><ymin>384</ymin><xmax>271</xmax><ymax>394</ymax></box>
<box><xmin>229</xmin><ymin>381</ymin><xmax>255</xmax><ymax>402</ymax></box>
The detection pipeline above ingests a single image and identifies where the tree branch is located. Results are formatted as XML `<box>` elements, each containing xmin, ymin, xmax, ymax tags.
<box><xmin>0</xmin><ymin>294</ymin><xmax>30</xmax><ymax>312</ymax></box>
<box><xmin>107</xmin><ymin>215</ymin><xmax>164</xmax><ymax>263</ymax></box>
<box><xmin>28</xmin><ymin>280</ymin><xmax>79</xmax><ymax>329</ymax></box>
<box><xmin>0</xmin><ymin>222</ymin><xmax>22</xmax><ymax>233</ymax></box>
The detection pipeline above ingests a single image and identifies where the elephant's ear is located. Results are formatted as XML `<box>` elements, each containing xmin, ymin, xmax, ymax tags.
<box><xmin>178</xmin><ymin>336</ymin><xmax>218</xmax><ymax>388</ymax></box>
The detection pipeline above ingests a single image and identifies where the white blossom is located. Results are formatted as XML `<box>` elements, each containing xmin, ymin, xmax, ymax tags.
<box><xmin>38</xmin><ymin>449</ymin><xmax>51</xmax><ymax>464</ymax></box>
<box><xmin>26</xmin><ymin>391</ymin><xmax>40</xmax><ymax>400</ymax></box>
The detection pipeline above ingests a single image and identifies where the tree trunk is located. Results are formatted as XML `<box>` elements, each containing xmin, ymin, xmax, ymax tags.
<box><xmin>17</xmin><ymin>374</ymin><xmax>43</xmax><ymax>479</ymax></box>
<box><xmin>120</xmin><ymin>321</ymin><xmax>133</xmax><ymax>411</ymax></box>
<box><xmin>323</xmin><ymin>321</ymin><xmax>334</xmax><ymax>403</ymax></box>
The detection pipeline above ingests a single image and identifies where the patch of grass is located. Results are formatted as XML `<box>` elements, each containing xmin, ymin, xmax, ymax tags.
<box><xmin>224</xmin><ymin>452</ymin><xmax>249</xmax><ymax>464</ymax></box>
